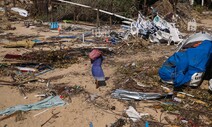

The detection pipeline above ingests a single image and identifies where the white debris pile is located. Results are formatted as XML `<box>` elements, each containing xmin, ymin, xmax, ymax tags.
<box><xmin>120</xmin><ymin>13</ymin><xmax>183</xmax><ymax>45</ymax></box>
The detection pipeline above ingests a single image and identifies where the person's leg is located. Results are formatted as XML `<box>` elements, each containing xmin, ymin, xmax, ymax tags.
<box><xmin>95</xmin><ymin>80</ymin><xmax>99</xmax><ymax>89</ymax></box>
<box><xmin>96</xmin><ymin>81</ymin><xmax>106</xmax><ymax>89</ymax></box>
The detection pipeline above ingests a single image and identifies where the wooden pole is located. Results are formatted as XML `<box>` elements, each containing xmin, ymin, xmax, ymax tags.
<box><xmin>173</xmin><ymin>0</ymin><xmax>178</xmax><ymax>15</ymax></box>
<box><xmin>74</xmin><ymin>7</ymin><xmax>76</xmax><ymax>24</ymax></box>
<box><xmin>13</xmin><ymin>0</ymin><xmax>16</xmax><ymax>7</ymax></box>
<box><xmin>96</xmin><ymin>8</ymin><xmax>100</xmax><ymax>27</ymax></box>
<box><xmin>143</xmin><ymin>0</ymin><xmax>147</xmax><ymax>15</ymax></box>
<box><xmin>110</xmin><ymin>16</ymin><xmax>112</xmax><ymax>27</ymax></box>
<box><xmin>109</xmin><ymin>0</ymin><xmax>113</xmax><ymax>27</ymax></box>
<box><xmin>144</xmin><ymin>0</ymin><xmax>147</xmax><ymax>7</ymax></box>
<box><xmin>190</xmin><ymin>0</ymin><xmax>194</xmax><ymax>5</ymax></box>
<box><xmin>3</xmin><ymin>0</ymin><xmax>8</xmax><ymax>21</ymax></box>
<box><xmin>202</xmin><ymin>0</ymin><xmax>204</xmax><ymax>6</ymax></box>
<box><xmin>49</xmin><ymin>0</ymin><xmax>53</xmax><ymax>22</ymax></box>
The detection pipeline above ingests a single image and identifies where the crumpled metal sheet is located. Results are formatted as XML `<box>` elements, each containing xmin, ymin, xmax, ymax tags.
<box><xmin>111</xmin><ymin>89</ymin><xmax>169</xmax><ymax>101</ymax></box>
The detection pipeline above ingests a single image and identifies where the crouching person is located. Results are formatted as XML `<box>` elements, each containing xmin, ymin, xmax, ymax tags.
<box><xmin>159</xmin><ymin>40</ymin><xmax>212</xmax><ymax>92</ymax></box>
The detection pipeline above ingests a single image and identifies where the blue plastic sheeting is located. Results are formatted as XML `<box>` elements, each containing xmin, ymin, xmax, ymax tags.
<box><xmin>159</xmin><ymin>40</ymin><xmax>212</xmax><ymax>87</ymax></box>
<box><xmin>0</xmin><ymin>96</ymin><xmax>65</xmax><ymax>116</ymax></box>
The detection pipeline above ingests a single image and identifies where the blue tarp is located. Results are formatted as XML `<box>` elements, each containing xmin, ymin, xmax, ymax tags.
<box><xmin>159</xmin><ymin>40</ymin><xmax>212</xmax><ymax>87</ymax></box>
<box><xmin>0</xmin><ymin>96</ymin><xmax>65</xmax><ymax>116</ymax></box>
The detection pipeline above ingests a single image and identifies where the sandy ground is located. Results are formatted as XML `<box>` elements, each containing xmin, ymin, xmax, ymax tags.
<box><xmin>197</xmin><ymin>15</ymin><xmax>212</xmax><ymax>32</ymax></box>
<box><xmin>0</xmin><ymin>22</ymin><xmax>144</xmax><ymax>127</ymax></box>
<box><xmin>0</xmin><ymin>14</ymin><xmax>212</xmax><ymax>127</ymax></box>
<box><xmin>0</xmin><ymin>50</ymin><xmax>169</xmax><ymax>127</ymax></box>
<box><xmin>0</xmin><ymin>23</ymin><xmax>172</xmax><ymax>127</ymax></box>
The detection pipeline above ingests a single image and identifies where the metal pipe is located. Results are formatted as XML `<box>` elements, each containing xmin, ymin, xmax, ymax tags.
<box><xmin>57</xmin><ymin>0</ymin><xmax>134</xmax><ymax>22</ymax></box>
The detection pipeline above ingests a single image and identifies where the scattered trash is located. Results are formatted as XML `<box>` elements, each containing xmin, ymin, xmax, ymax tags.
<box><xmin>112</xmin><ymin>89</ymin><xmax>172</xmax><ymax>101</ymax></box>
<box><xmin>177</xmin><ymin>92</ymin><xmax>194</xmax><ymax>98</ymax></box>
<box><xmin>11</xmin><ymin>7</ymin><xmax>29</xmax><ymax>17</ymax></box>
<box><xmin>0</xmin><ymin>1</ymin><xmax>211</xmax><ymax>127</ymax></box>
<box><xmin>120</xmin><ymin>12</ymin><xmax>183</xmax><ymax>45</ymax></box>
<box><xmin>181</xmin><ymin>119</ymin><xmax>188</xmax><ymax>124</ymax></box>
<box><xmin>90</xmin><ymin>94</ymin><xmax>99</xmax><ymax>101</ymax></box>
<box><xmin>125</xmin><ymin>106</ymin><xmax>141</xmax><ymax>122</ymax></box>
<box><xmin>173</xmin><ymin>97</ymin><xmax>182</xmax><ymax>103</ymax></box>
<box><xmin>0</xmin><ymin>96</ymin><xmax>65</xmax><ymax>116</ymax></box>
<box><xmin>110</xmin><ymin>118</ymin><xmax>126</xmax><ymax>127</ymax></box>
<box><xmin>187</xmin><ymin>19</ymin><xmax>197</xmax><ymax>31</ymax></box>
<box><xmin>34</xmin><ymin>94</ymin><xmax>47</xmax><ymax>98</ymax></box>
<box><xmin>161</xmin><ymin>86</ymin><xmax>172</xmax><ymax>93</ymax></box>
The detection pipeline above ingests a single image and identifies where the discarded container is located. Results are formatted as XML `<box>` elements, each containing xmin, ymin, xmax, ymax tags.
<box><xmin>187</xmin><ymin>19</ymin><xmax>197</xmax><ymax>32</ymax></box>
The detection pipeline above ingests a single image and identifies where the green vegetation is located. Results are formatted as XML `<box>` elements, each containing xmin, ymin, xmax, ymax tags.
<box><xmin>30</xmin><ymin>0</ymin><xmax>212</xmax><ymax>21</ymax></box>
